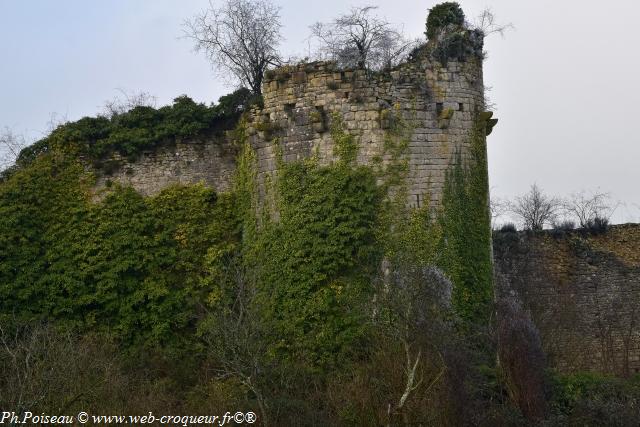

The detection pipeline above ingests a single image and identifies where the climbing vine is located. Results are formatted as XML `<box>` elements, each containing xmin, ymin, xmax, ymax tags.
<box><xmin>330</xmin><ymin>113</ymin><xmax>358</xmax><ymax>165</ymax></box>
<box><xmin>0</xmin><ymin>150</ymin><xmax>239</xmax><ymax>346</ymax></box>
<box><xmin>233</xmin><ymin>116</ymin><xmax>382</xmax><ymax>369</ymax></box>
<box><xmin>438</xmin><ymin>117</ymin><xmax>493</xmax><ymax>324</ymax></box>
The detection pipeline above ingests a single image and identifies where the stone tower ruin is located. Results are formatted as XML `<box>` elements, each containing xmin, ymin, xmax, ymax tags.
<box><xmin>244</xmin><ymin>44</ymin><xmax>494</xmax><ymax>209</ymax></box>
<box><xmin>95</xmin><ymin>43</ymin><xmax>496</xmax><ymax>208</ymax></box>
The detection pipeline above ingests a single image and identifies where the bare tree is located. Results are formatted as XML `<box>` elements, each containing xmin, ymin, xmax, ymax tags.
<box><xmin>490</xmin><ymin>195</ymin><xmax>509</xmax><ymax>229</ymax></box>
<box><xmin>102</xmin><ymin>88</ymin><xmax>157</xmax><ymax>118</ymax></box>
<box><xmin>509</xmin><ymin>184</ymin><xmax>561</xmax><ymax>231</ymax></box>
<box><xmin>473</xmin><ymin>8</ymin><xmax>513</xmax><ymax>39</ymax></box>
<box><xmin>44</xmin><ymin>112</ymin><xmax>69</xmax><ymax>135</ymax></box>
<box><xmin>375</xmin><ymin>265</ymin><xmax>451</xmax><ymax>425</ymax></box>
<box><xmin>200</xmin><ymin>304</ymin><xmax>271</xmax><ymax>425</ymax></box>
<box><xmin>496</xmin><ymin>296</ymin><xmax>547</xmax><ymax>420</ymax></box>
<box><xmin>564</xmin><ymin>190</ymin><xmax>615</xmax><ymax>228</ymax></box>
<box><xmin>199</xmin><ymin>252</ymin><xmax>272</xmax><ymax>425</ymax></box>
<box><xmin>184</xmin><ymin>0</ymin><xmax>282</xmax><ymax>95</ymax></box>
<box><xmin>310</xmin><ymin>6</ymin><xmax>416</xmax><ymax>71</ymax></box>
<box><xmin>0</xmin><ymin>127</ymin><xmax>28</xmax><ymax>171</ymax></box>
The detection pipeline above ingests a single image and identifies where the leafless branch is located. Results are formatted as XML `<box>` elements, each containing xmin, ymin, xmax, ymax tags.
<box><xmin>310</xmin><ymin>6</ymin><xmax>416</xmax><ymax>71</ymax></box>
<box><xmin>184</xmin><ymin>0</ymin><xmax>283</xmax><ymax>95</ymax></box>
<box><xmin>490</xmin><ymin>195</ymin><xmax>509</xmax><ymax>228</ymax></box>
<box><xmin>473</xmin><ymin>8</ymin><xmax>513</xmax><ymax>38</ymax></box>
<box><xmin>564</xmin><ymin>190</ymin><xmax>615</xmax><ymax>228</ymax></box>
<box><xmin>0</xmin><ymin>127</ymin><xmax>28</xmax><ymax>170</ymax></box>
<box><xmin>509</xmin><ymin>184</ymin><xmax>561</xmax><ymax>231</ymax></box>
<box><xmin>102</xmin><ymin>88</ymin><xmax>157</xmax><ymax>118</ymax></box>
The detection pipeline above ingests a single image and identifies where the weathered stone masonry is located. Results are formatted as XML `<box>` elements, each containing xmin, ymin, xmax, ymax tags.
<box><xmin>94</xmin><ymin>136</ymin><xmax>237</xmax><ymax>197</ymax></box>
<box><xmin>246</xmin><ymin>53</ymin><xmax>486</xmax><ymax>207</ymax></box>
<box><xmin>494</xmin><ymin>225</ymin><xmax>640</xmax><ymax>376</ymax></box>
<box><xmin>96</xmin><ymin>51</ymin><xmax>488</xmax><ymax>209</ymax></box>
<box><xmin>84</xmin><ymin>34</ymin><xmax>640</xmax><ymax>379</ymax></box>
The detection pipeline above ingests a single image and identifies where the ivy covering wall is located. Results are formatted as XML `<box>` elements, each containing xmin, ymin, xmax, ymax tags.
<box><xmin>438</xmin><ymin>123</ymin><xmax>493</xmax><ymax>324</ymax></box>
<box><xmin>0</xmin><ymin>98</ymin><xmax>495</xmax><ymax>423</ymax></box>
<box><xmin>0</xmin><ymin>151</ymin><xmax>239</xmax><ymax>346</ymax></box>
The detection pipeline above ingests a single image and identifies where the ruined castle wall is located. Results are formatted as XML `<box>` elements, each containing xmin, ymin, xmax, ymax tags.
<box><xmin>247</xmin><ymin>54</ymin><xmax>485</xmax><ymax>207</ymax></box>
<box><xmin>494</xmin><ymin>224</ymin><xmax>640</xmax><ymax>376</ymax></box>
<box><xmin>93</xmin><ymin>137</ymin><xmax>237</xmax><ymax>197</ymax></box>
<box><xmin>91</xmin><ymin>53</ymin><xmax>486</xmax><ymax>207</ymax></box>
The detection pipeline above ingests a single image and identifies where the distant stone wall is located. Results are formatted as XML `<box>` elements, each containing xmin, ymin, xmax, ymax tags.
<box><xmin>246</xmin><ymin>51</ymin><xmax>486</xmax><ymax>207</ymax></box>
<box><xmin>93</xmin><ymin>137</ymin><xmax>237</xmax><ymax>197</ymax></box>
<box><xmin>494</xmin><ymin>224</ymin><xmax>640</xmax><ymax>376</ymax></box>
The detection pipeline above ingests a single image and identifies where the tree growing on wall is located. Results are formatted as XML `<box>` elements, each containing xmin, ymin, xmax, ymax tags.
<box><xmin>184</xmin><ymin>0</ymin><xmax>283</xmax><ymax>95</ymax></box>
<box><xmin>564</xmin><ymin>190</ymin><xmax>614</xmax><ymax>229</ymax></box>
<box><xmin>310</xmin><ymin>6</ymin><xmax>415</xmax><ymax>71</ymax></box>
<box><xmin>509</xmin><ymin>184</ymin><xmax>561</xmax><ymax>231</ymax></box>
<box><xmin>425</xmin><ymin>2</ymin><xmax>465</xmax><ymax>40</ymax></box>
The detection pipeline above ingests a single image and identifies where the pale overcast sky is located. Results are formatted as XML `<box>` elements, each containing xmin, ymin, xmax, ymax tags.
<box><xmin>1</xmin><ymin>0</ymin><xmax>639</xmax><ymax>223</ymax></box>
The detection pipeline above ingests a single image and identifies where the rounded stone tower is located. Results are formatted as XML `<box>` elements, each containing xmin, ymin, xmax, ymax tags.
<box><xmin>246</xmin><ymin>33</ymin><xmax>494</xmax><ymax>210</ymax></box>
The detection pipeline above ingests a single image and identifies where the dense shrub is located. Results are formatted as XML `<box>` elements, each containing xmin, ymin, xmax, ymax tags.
<box><xmin>500</xmin><ymin>223</ymin><xmax>517</xmax><ymax>233</ymax></box>
<box><xmin>0</xmin><ymin>322</ymin><xmax>124</xmax><ymax>415</ymax></box>
<box><xmin>547</xmin><ymin>373</ymin><xmax>640</xmax><ymax>426</ymax></box>
<box><xmin>432</xmin><ymin>28</ymin><xmax>484</xmax><ymax>65</ymax></box>
<box><xmin>15</xmin><ymin>88</ymin><xmax>254</xmax><ymax>169</ymax></box>
<box><xmin>425</xmin><ymin>3</ymin><xmax>484</xmax><ymax>65</ymax></box>
<box><xmin>253</xmin><ymin>161</ymin><xmax>382</xmax><ymax>369</ymax></box>
<box><xmin>0</xmin><ymin>152</ymin><xmax>238</xmax><ymax>345</ymax></box>
<box><xmin>0</xmin><ymin>320</ymin><xmax>213</xmax><ymax>417</ymax></box>
<box><xmin>553</xmin><ymin>220</ymin><xmax>576</xmax><ymax>231</ymax></box>
<box><xmin>426</xmin><ymin>2</ymin><xmax>465</xmax><ymax>39</ymax></box>
<box><xmin>550</xmin><ymin>220</ymin><xmax>576</xmax><ymax>238</ymax></box>
<box><xmin>585</xmin><ymin>216</ymin><xmax>609</xmax><ymax>234</ymax></box>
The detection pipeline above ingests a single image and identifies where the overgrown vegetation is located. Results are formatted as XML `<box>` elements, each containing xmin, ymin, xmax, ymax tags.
<box><xmin>14</xmin><ymin>88</ymin><xmax>255</xmax><ymax>171</ymax></box>
<box><xmin>425</xmin><ymin>2</ymin><xmax>465</xmax><ymax>39</ymax></box>
<box><xmin>547</xmin><ymin>372</ymin><xmax>640</xmax><ymax>425</ymax></box>
<box><xmin>0</xmin><ymin>95</ymin><xmax>506</xmax><ymax>424</ymax></box>
<box><xmin>439</xmin><ymin>122</ymin><xmax>493</xmax><ymax>324</ymax></box>
<box><xmin>253</xmin><ymin>161</ymin><xmax>381</xmax><ymax>369</ymax></box>
<box><xmin>425</xmin><ymin>2</ymin><xmax>484</xmax><ymax>65</ymax></box>
<box><xmin>0</xmin><ymin>152</ymin><xmax>238</xmax><ymax>346</ymax></box>
<box><xmin>1</xmin><ymin>2</ymin><xmax>629</xmax><ymax>424</ymax></box>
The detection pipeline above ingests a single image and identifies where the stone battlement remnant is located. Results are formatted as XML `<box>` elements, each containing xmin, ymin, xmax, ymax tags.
<box><xmin>246</xmin><ymin>48</ymin><xmax>487</xmax><ymax>207</ymax></box>
<box><xmin>96</xmin><ymin>45</ymin><xmax>493</xmax><ymax>210</ymax></box>
<box><xmin>94</xmin><ymin>138</ymin><xmax>237</xmax><ymax>197</ymax></box>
